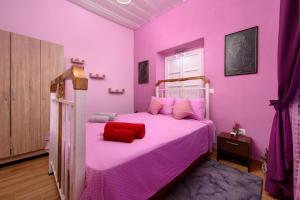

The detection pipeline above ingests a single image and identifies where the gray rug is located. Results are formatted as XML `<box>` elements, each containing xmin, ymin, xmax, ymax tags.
<box><xmin>163</xmin><ymin>160</ymin><xmax>262</xmax><ymax>200</ymax></box>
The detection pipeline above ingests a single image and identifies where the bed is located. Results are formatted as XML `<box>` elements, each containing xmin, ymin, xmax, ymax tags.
<box><xmin>83</xmin><ymin>112</ymin><xmax>214</xmax><ymax>200</ymax></box>
<box><xmin>48</xmin><ymin>66</ymin><xmax>214</xmax><ymax>200</ymax></box>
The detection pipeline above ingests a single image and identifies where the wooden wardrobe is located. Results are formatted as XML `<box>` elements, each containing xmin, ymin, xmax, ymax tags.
<box><xmin>0</xmin><ymin>29</ymin><xmax>64</xmax><ymax>164</ymax></box>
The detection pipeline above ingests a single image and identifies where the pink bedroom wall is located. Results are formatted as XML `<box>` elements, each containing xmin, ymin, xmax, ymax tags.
<box><xmin>0</xmin><ymin>0</ymin><xmax>134</xmax><ymax>116</ymax></box>
<box><xmin>134</xmin><ymin>0</ymin><xmax>280</xmax><ymax>159</ymax></box>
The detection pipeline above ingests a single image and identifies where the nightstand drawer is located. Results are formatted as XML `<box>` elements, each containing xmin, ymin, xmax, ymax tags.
<box><xmin>218</xmin><ymin>138</ymin><xmax>249</xmax><ymax>157</ymax></box>
<box><xmin>217</xmin><ymin>132</ymin><xmax>252</xmax><ymax>172</ymax></box>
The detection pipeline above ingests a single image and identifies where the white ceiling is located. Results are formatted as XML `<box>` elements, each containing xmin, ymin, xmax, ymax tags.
<box><xmin>67</xmin><ymin>0</ymin><xmax>184</xmax><ymax>30</ymax></box>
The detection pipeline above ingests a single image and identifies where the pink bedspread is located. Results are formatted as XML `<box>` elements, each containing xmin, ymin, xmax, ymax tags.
<box><xmin>81</xmin><ymin>112</ymin><xmax>215</xmax><ymax>200</ymax></box>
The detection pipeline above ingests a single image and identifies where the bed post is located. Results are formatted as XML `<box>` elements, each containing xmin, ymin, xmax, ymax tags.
<box><xmin>67</xmin><ymin>70</ymin><xmax>88</xmax><ymax>200</ymax></box>
<box><xmin>156</xmin><ymin>85</ymin><xmax>159</xmax><ymax>97</ymax></box>
<box><xmin>49</xmin><ymin>66</ymin><xmax>88</xmax><ymax>200</ymax></box>
<box><xmin>205</xmin><ymin>82</ymin><xmax>210</xmax><ymax>120</ymax></box>
<box><xmin>71</xmin><ymin>88</ymin><xmax>87</xmax><ymax>200</ymax></box>
<box><xmin>49</xmin><ymin>92</ymin><xmax>57</xmax><ymax>175</ymax></box>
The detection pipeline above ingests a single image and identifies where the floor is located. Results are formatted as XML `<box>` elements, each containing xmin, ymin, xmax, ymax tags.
<box><xmin>0</xmin><ymin>154</ymin><xmax>276</xmax><ymax>200</ymax></box>
<box><xmin>0</xmin><ymin>156</ymin><xmax>59</xmax><ymax>200</ymax></box>
<box><xmin>210</xmin><ymin>153</ymin><xmax>277</xmax><ymax>200</ymax></box>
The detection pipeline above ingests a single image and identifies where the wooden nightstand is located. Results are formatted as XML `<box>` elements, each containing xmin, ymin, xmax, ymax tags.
<box><xmin>217</xmin><ymin>132</ymin><xmax>252</xmax><ymax>172</ymax></box>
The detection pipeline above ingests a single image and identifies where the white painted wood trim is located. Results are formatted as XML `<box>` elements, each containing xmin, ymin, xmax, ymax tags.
<box><xmin>49</xmin><ymin>90</ymin><xmax>86</xmax><ymax>200</ymax></box>
<box><xmin>70</xmin><ymin>90</ymin><xmax>86</xmax><ymax>200</ymax></box>
<box><xmin>67</xmin><ymin>0</ymin><xmax>184</xmax><ymax>30</ymax></box>
<box><xmin>54</xmin><ymin>98</ymin><xmax>75</xmax><ymax>105</ymax></box>
<box><xmin>51</xmin><ymin>162</ymin><xmax>66</xmax><ymax>200</ymax></box>
<box><xmin>164</xmin><ymin>48</ymin><xmax>205</xmax><ymax>99</ymax></box>
<box><xmin>49</xmin><ymin>92</ymin><xmax>56</xmax><ymax>174</ymax></box>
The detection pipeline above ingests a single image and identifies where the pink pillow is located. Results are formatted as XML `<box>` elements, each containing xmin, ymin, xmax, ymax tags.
<box><xmin>148</xmin><ymin>97</ymin><xmax>163</xmax><ymax>115</ymax></box>
<box><xmin>172</xmin><ymin>99</ymin><xmax>194</xmax><ymax>120</ymax></box>
<box><xmin>189</xmin><ymin>98</ymin><xmax>205</xmax><ymax>120</ymax></box>
<box><xmin>159</xmin><ymin>97</ymin><xmax>175</xmax><ymax>115</ymax></box>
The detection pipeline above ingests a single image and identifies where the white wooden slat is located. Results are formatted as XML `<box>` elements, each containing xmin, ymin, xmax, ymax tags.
<box><xmin>205</xmin><ymin>83</ymin><xmax>210</xmax><ymax>119</ymax></box>
<box><xmin>55</xmin><ymin>99</ymin><xmax>74</xmax><ymax>105</ymax></box>
<box><xmin>67</xmin><ymin>0</ymin><xmax>184</xmax><ymax>29</ymax></box>
<box><xmin>61</xmin><ymin>105</ymin><xmax>66</xmax><ymax>195</ymax></box>
<box><xmin>95</xmin><ymin>0</ymin><xmax>148</xmax><ymax>24</ymax></box>
<box><xmin>165</xmin><ymin>48</ymin><xmax>204</xmax><ymax>94</ymax></box>
<box><xmin>50</xmin><ymin>91</ymin><xmax>78</xmax><ymax>199</ymax></box>
<box><xmin>49</xmin><ymin>93</ymin><xmax>56</xmax><ymax>174</ymax></box>
<box><xmin>54</xmin><ymin>101</ymin><xmax>58</xmax><ymax>175</ymax></box>
<box><xmin>63</xmin><ymin>104</ymin><xmax>69</xmax><ymax>200</ymax></box>
<box><xmin>127</xmin><ymin>2</ymin><xmax>153</xmax><ymax>20</ymax></box>
<box><xmin>70</xmin><ymin>90</ymin><xmax>86</xmax><ymax>200</ymax></box>
<box><xmin>68</xmin><ymin>0</ymin><xmax>140</xmax><ymax>29</ymax></box>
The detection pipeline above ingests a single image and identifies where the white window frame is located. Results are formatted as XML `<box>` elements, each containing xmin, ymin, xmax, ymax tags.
<box><xmin>164</xmin><ymin>48</ymin><xmax>204</xmax><ymax>98</ymax></box>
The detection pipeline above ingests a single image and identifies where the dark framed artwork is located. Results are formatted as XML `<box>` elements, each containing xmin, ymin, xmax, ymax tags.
<box><xmin>138</xmin><ymin>60</ymin><xmax>149</xmax><ymax>84</ymax></box>
<box><xmin>225</xmin><ymin>26</ymin><xmax>258</xmax><ymax>76</ymax></box>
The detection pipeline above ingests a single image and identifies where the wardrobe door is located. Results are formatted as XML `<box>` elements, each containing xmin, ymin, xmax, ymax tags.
<box><xmin>0</xmin><ymin>30</ymin><xmax>11</xmax><ymax>159</ymax></box>
<box><xmin>41</xmin><ymin>41</ymin><xmax>64</xmax><ymax>140</ymax></box>
<box><xmin>11</xmin><ymin>33</ymin><xmax>41</xmax><ymax>155</ymax></box>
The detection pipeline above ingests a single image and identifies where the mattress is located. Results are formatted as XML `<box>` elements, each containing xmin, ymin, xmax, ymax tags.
<box><xmin>81</xmin><ymin>112</ymin><xmax>215</xmax><ymax>200</ymax></box>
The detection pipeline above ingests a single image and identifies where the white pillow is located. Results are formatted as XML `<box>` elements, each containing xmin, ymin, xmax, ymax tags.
<box><xmin>88</xmin><ymin>115</ymin><xmax>110</xmax><ymax>123</ymax></box>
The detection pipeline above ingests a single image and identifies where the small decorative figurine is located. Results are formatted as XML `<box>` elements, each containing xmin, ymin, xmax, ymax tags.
<box><xmin>232</xmin><ymin>121</ymin><xmax>242</xmax><ymax>137</ymax></box>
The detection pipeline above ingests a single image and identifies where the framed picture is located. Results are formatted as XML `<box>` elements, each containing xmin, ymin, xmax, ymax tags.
<box><xmin>225</xmin><ymin>26</ymin><xmax>258</xmax><ymax>76</ymax></box>
<box><xmin>138</xmin><ymin>60</ymin><xmax>149</xmax><ymax>84</ymax></box>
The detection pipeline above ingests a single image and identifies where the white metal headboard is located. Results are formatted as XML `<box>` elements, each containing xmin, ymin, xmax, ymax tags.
<box><xmin>155</xmin><ymin>76</ymin><xmax>211</xmax><ymax>120</ymax></box>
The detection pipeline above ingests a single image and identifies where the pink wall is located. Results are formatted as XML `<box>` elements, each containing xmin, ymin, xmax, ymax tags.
<box><xmin>134</xmin><ymin>0</ymin><xmax>280</xmax><ymax>158</ymax></box>
<box><xmin>0</xmin><ymin>0</ymin><xmax>134</xmax><ymax>116</ymax></box>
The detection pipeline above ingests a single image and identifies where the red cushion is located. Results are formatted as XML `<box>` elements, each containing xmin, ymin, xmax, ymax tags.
<box><xmin>103</xmin><ymin>128</ymin><xmax>135</xmax><ymax>143</ymax></box>
<box><xmin>105</xmin><ymin>122</ymin><xmax>145</xmax><ymax>139</ymax></box>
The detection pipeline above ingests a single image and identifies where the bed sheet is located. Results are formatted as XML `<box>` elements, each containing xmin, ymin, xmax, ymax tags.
<box><xmin>81</xmin><ymin>112</ymin><xmax>215</xmax><ymax>200</ymax></box>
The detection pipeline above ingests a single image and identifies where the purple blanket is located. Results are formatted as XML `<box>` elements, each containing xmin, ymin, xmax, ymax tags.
<box><xmin>81</xmin><ymin>112</ymin><xmax>215</xmax><ymax>200</ymax></box>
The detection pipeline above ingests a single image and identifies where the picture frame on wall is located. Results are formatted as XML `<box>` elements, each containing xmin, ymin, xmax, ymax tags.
<box><xmin>138</xmin><ymin>60</ymin><xmax>149</xmax><ymax>84</ymax></box>
<box><xmin>225</xmin><ymin>26</ymin><xmax>258</xmax><ymax>76</ymax></box>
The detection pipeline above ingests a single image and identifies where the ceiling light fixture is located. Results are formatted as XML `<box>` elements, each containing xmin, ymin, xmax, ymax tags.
<box><xmin>116</xmin><ymin>0</ymin><xmax>131</xmax><ymax>5</ymax></box>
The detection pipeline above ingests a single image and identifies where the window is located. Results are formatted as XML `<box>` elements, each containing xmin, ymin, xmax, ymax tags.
<box><xmin>164</xmin><ymin>48</ymin><xmax>204</xmax><ymax>98</ymax></box>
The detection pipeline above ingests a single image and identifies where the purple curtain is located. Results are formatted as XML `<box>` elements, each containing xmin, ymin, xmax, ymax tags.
<box><xmin>266</xmin><ymin>0</ymin><xmax>300</xmax><ymax>199</ymax></box>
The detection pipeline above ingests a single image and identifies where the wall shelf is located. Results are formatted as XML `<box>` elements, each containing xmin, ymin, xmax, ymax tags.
<box><xmin>89</xmin><ymin>73</ymin><xmax>105</xmax><ymax>80</ymax></box>
<box><xmin>108</xmin><ymin>88</ymin><xmax>125</xmax><ymax>95</ymax></box>
<box><xmin>71</xmin><ymin>58</ymin><xmax>85</xmax><ymax>65</ymax></box>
